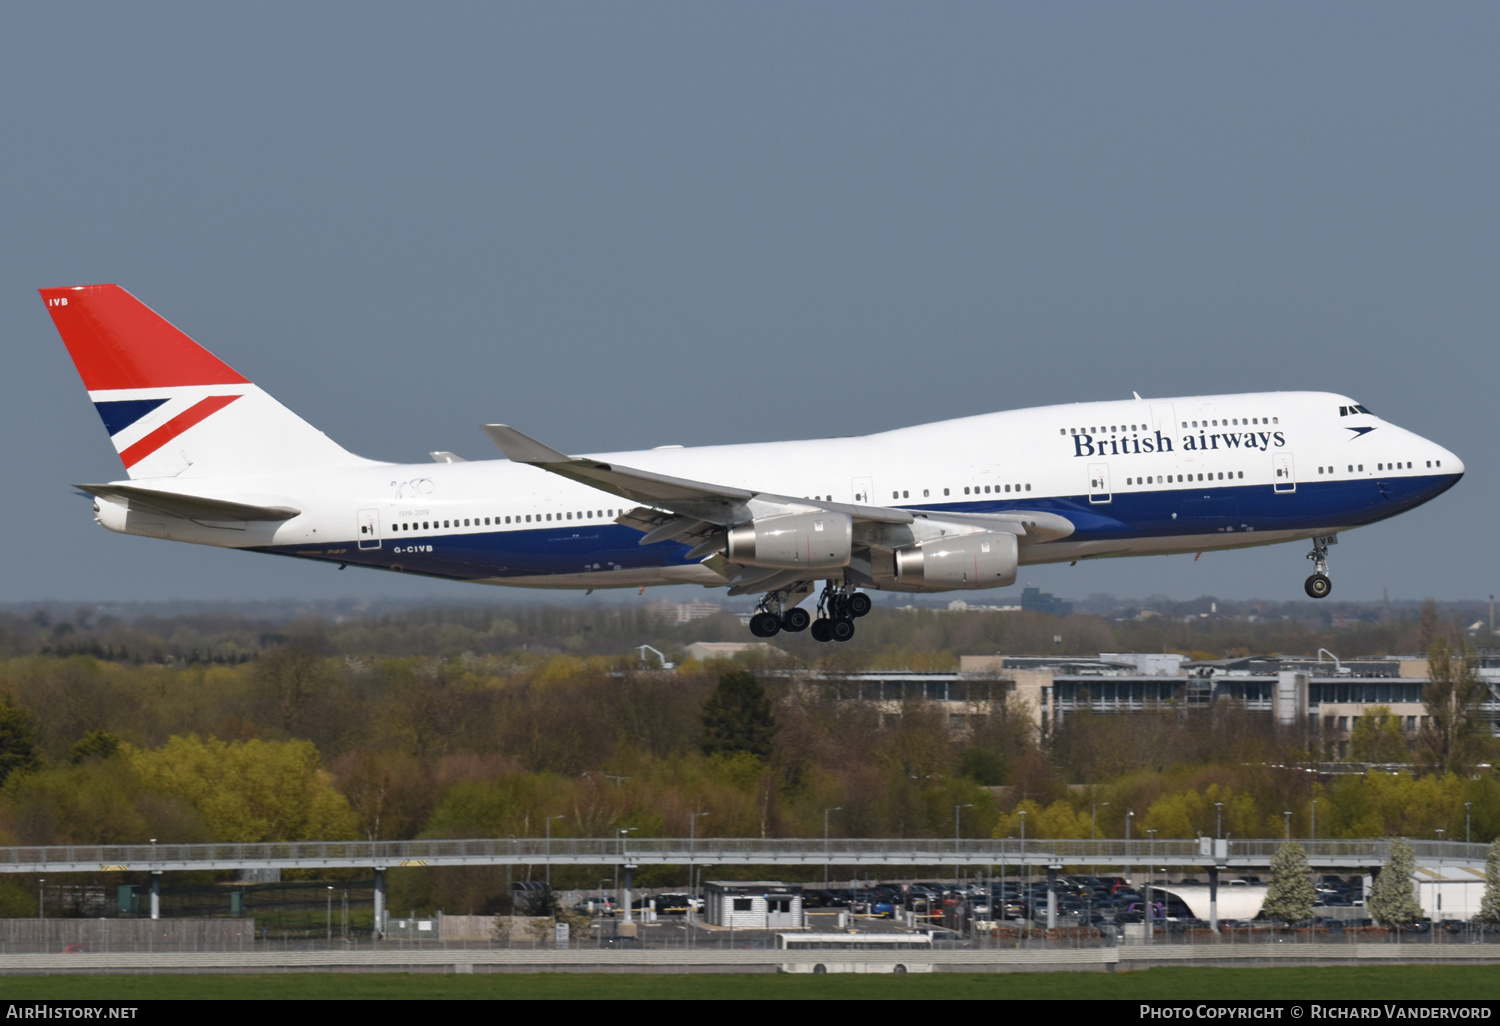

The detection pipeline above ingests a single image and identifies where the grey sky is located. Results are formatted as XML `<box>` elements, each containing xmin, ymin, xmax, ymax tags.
<box><xmin>3</xmin><ymin>3</ymin><xmax>1494</xmax><ymax>605</ymax></box>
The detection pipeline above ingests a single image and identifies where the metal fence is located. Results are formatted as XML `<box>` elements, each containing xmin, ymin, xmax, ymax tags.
<box><xmin>0</xmin><ymin>837</ymin><xmax>1484</xmax><ymax>873</ymax></box>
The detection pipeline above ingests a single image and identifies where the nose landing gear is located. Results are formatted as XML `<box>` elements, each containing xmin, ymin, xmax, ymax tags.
<box><xmin>1304</xmin><ymin>535</ymin><xmax>1336</xmax><ymax>599</ymax></box>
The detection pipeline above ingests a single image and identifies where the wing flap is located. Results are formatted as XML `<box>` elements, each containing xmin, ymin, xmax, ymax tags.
<box><xmin>915</xmin><ymin>509</ymin><xmax>1075</xmax><ymax>543</ymax></box>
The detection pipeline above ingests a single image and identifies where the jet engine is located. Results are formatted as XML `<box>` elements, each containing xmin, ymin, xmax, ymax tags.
<box><xmin>726</xmin><ymin>512</ymin><xmax>853</xmax><ymax>570</ymax></box>
<box><xmin>894</xmin><ymin>532</ymin><xmax>1018</xmax><ymax>589</ymax></box>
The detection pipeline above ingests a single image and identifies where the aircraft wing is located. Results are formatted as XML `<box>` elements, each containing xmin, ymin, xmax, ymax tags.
<box><xmin>483</xmin><ymin>424</ymin><xmax>915</xmax><ymax>528</ymax></box>
<box><xmin>76</xmin><ymin>484</ymin><xmax>301</xmax><ymax>522</ymax></box>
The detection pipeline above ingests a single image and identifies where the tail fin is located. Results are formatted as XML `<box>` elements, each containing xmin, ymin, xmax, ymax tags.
<box><xmin>41</xmin><ymin>285</ymin><xmax>373</xmax><ymax>479</ymax></box>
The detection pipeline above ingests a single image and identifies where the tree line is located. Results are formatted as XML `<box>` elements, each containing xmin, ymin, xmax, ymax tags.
<box><xmin>0</xmin><ymin>600</ymin><xmax>1489</xmax><ymax>915</ymax></box>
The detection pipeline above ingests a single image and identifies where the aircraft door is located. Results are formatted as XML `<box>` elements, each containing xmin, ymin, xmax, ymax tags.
<box><xmin>1088</xmin><ymin>463</ymin><xmax>1112</xmax><ymax>504</ymax></box>
<box><xmin>1150</xmin><ymin>404</ymin><xmax>1176</xmax><ymax>436</ymax></box>
<box><xmin>1272</xmin><ymin>454</ymin><xmax>1296</xmax><ymax>494</ymax></box>
<box><xmin>851</xmin><ymin>477</ymin><xmax>873</xmax><ymax>504</ymax></box>
<box><xmin>357</xmin><ymin>508</ymin><xmax>382</xmax><ymax>549</ymax></box>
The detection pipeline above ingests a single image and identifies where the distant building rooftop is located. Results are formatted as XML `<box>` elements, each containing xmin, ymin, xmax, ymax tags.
<box><xmin>683</xmin><ymin>641</ymin><xmax>785</xmax><ymax>662</ymax></box>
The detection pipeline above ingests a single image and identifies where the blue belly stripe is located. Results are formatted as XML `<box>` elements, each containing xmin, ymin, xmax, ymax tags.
<box><xmin>250</xmin><ymin>473</ymin><xmax>1461</xmax><ymax>581</ymax></box>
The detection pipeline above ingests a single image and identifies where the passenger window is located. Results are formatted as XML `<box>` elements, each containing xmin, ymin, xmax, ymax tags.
<box><xmin>943</xmin><ymin>488</ymin><xmax>950</xmax><ymax>496</ymax></box>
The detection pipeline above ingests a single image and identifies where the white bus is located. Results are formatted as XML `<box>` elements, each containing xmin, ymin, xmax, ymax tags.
<box><xmin>776</xmin><ymin>932</ymin><xmax>935</xmax><ymax>974</ymax></box>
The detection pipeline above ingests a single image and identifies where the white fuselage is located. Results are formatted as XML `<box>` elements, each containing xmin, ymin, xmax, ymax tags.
<box><xmin>91</xmin><ymin>390</ymin><xmax>1463</xmax><ymax>592</ymax></box>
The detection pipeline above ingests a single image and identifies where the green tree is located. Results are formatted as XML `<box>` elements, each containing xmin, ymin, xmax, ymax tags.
<box><xmin>1348</xmin><ymin>706</ymin><xmax>1408</xmax><ymax>764</ymax></box>
<box><xmin>1418</xmin><ymin>640</ymin><xmax>1489</xmax><ymax>776</ymax></box>
<box><xmin>1368</xmin><ymin>839</ymin><xmax>1424</xmax><ymax>929</ymax></box>
<box><xmin>1478</xmin><ymin>838</ymin><xmax>1500</xmax><ymax>926</ymax></box>
<box><xmin>700</xmin><ymin>669</ymin><xmax>777</xmax><ymax>760</ymax></box>
<box><xmin>1261</xmin><ymin>842</ymin><xmax>1316</xmax><ymax>923</ymax></box>
<box><xmin>0</xmin><ymin>700</ymin><xmax>40</xmax><ymax>786</ymax></box>
<box><xmin>69</xmin><ymin>728</ymin><xmax>121</xmax><ymax>764</ymax></box>
<box><xmin>252</xmin><ymin>639</ymin><xmax>333</xmax><ymax>735</ymax></box>
<box><xmin>125</xmin><ymin>735</ymin><xmax>359</xmax><ymax>842</ymax></box>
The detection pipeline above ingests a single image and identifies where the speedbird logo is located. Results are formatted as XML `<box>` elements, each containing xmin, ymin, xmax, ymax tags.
<box><xmin>1072</xmin><ymin>429</ymin><xmax>1286</xmax><ymax>458</ymax></box>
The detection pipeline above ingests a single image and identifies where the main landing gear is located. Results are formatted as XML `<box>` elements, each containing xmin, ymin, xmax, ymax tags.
<box><xmin>747</xmin><ymin>581</ymin><xmax>871</xmax><ymax>642</ymax></box>
<box><xmin>748</xmin><ymin>585</ymin><xmax>809</xmax><ymax>638</ymax></box>
<box><xmin>1304</xmin><ymin>535</ymin><xmax>1336</xmax><ymax>599</ymax></box>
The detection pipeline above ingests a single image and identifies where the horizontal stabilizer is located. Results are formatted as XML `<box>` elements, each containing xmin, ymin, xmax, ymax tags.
<box><xmin>76</xmin><ymin>484</ymin><xmax>300</xmax><ymax>522</ymax></box>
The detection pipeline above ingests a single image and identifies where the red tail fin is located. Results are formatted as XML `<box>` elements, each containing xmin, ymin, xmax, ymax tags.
<box><xmin>40</xmin><ymin>285</ymin><xmax>248</xmax><ymax>391</ymax></box>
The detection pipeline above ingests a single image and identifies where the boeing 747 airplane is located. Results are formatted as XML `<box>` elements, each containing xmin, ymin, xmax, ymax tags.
<box><xmin>41</xmin><ymin>285</ymin><xmax>1463</xmax><ymax>642</ymax></box>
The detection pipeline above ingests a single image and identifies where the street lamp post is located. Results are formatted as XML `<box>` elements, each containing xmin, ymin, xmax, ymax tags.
<box><xmin>1091</xmin><ymin>801</ymin><xmax>1109</xmax><ymax>877</ymax></box>
<box><xmin>326</xmin><ymin>886</ymin><xmax>334</xmax><ymax>944</ymax></box>
<box><xmin>1466</xmin><ymin>803</ymin><xmax>1472</xmax><ymax>845</ymax></box>
<box><xmin>545</xmin><ymin>815</ymin><xmax>564</xmax><ymax>887</ymax></box>
<box><xmin>690</xmin><ymin>811</ymin><xmax>709</xmax><ymax>901</ymax></box>
<box><xmin>1310</xmin><ymin>799</ymin><xmax>1318</xmax><ymax>842</ymax></box>
<box><xmin>1215</xmin><ymin>802</ymin><xmax>1224</xmax><ymax>840</ymax></box>
<box><xmin>1146</xmin><ymin>829</ymin><xmax>1158</xmax><ymax>942</ymax></box>
<box><xmin>1284</xmin><ymin>810</ymin><xmax>1292</xmax><ymax>840</ymax></box>
<box><xmin>823</xmin><ymin>807</ymin><xmax>842</xmax><ymax>888</ymax></box>
<box><xmin>618</xmin><ymin>828</ymin><xmax>638</xmax><ymax>924</ymax></box>
<box><xmin>955</xmin><ymin>804</ymin><xmax>973</xmax><ymax>849</ymax></box>
<box><xmin>1019</xmin><ymin>810</ymin><xmax>1028</xmax><ymax>897</ymax></box>
<box><xmin>954</xmin><ymin>804</ymin><xmax>973</xmax><ymax>889</ymax></box>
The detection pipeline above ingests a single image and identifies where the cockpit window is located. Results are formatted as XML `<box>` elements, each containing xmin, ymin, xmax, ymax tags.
<box><xmin>1339</xmin><ymin>404</ymin><xmax>1373</xmax><ymax>416</ymax></box>
<box><xmin>1353</xmin><ymin>404</ymin><xmax>1371</xmax><ymax>414</ymax></box>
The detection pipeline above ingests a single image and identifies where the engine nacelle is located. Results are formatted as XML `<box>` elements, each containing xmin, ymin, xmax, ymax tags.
<box><xmin>894</xmin><ymin>532</ymin><xmax>1019</xmax><ymax>589</ymax></box>
<box><xmin>726</xmin><ymin>512</ymin><xmax>853</xmax><ymax>570</ymax></box>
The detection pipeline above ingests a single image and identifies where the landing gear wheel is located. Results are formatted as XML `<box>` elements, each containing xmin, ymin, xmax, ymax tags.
<box><xmin>749</xmin><ymin>611</ymin><xmax>782</xmax><ymax>637</ymax></box>
<box><xmin>810</xmin><ymin>618</ymin><xmax>833</xmax><ymax>643</ymax></box>
<box><xmin>1304</xmin><ymin>573</ymin><xmax>1332</xmax><ymax>599</ymax></box>
<box><xmin>847</xmin><ymin>593</ymin><xmax>872</xmax><ymax>618</ymax></box>
<box><xmin>830</xmin><ymin>618</ymin><xmax>856</xmax><ymax>642</ymax></box>
<box><xmin>780</xmin><ymin>607</ymin><xmax>811</xmax><ymax>632</ymax></box>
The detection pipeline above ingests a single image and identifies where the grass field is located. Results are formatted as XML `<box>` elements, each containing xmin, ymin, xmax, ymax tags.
<box><xmin>1</xmin><ymin>966</ymin><xmax>1497</xmax><ymax>1000</ymax></box>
